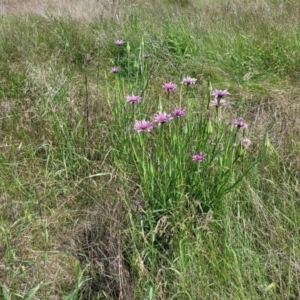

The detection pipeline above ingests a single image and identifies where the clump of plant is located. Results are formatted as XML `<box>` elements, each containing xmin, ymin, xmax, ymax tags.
<box><xmin>102</xmin><ymin>40</ymin><xmax>272</xmax><ymax>279</ymax></box>
<box><xmin>106</xmin><ymin>39</ymin><xmax>267</xmax><ymax>220</ymax></box>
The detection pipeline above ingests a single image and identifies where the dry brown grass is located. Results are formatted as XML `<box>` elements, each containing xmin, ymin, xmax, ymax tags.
<box><xmin>0</xmin><ymin>0</ymin><xmax>121</xmax><ymax>19</ymax></box>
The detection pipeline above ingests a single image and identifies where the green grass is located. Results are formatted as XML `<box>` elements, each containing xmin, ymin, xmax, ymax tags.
<box><xmin>1</xmin><ymin>0</ymin><xmax>300</xmax><ymax>299</ymax></box>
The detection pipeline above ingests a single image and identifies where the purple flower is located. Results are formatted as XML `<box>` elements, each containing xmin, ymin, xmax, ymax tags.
<box><xmin>134</xmin><ymin>120</ymin><xmax>153</xmax><ymax>132</ymax></box>
<box><xmin>183</xmin><ymin>77</ymin><xmax>197</xmax><ymax>85</ymax></box>
<box><xmin>126</xmin><ymin>94</ymin><xmax>141</xmax><ymax>103</ymax></box>
<box><xmin>212</xmin><ymin>89</ymin><xmax>230</xmax><ymax>98</ymax></box>
<box><xmin>172</xmin><ymin>108</ymin><xmax>185</xmax><ymax>117</ymax></box>
<box><xmin>162</xmin><ymin>82</ymin><xmax>177</xmax><ymax>91</ymax></box>
<box><xmin>115</xmin><ymin>39</ymin><xmax>125</xmax><ymax>46</ymax></box>
<box><xmin>210</xmin><ymin>98</ymin><xmax>226</xmax><ymax>106</ymax></box>
<box><xmin>233</xmin><ymin>118</ymin><xmax>248</xmax><ymax>129</ymax></box>
<box><xmin>192</xmin><ymin>152</ymin><xmax>205</xmax><ymax>162</ymax></box>
<box><xmin>143</xmin><ymin>53</ymin><xmax>150</xmax><ymax>59</ymax></box>
<box><xmin>154</xmin><ymin>111</ymin><xmax>173</xmax><ymax>125</ymax></box>
<box><xmin>111</xmin><ymin>67</ymin><xmax>119</xmax><ymax>73</ymax></box>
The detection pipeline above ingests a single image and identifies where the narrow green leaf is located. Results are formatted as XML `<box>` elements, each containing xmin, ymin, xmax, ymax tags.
<box><xmin>1</xmin><ymin>285</ymin><xmax>10</xmax><ymax>300</ymax></box>
<box><xmin>23</xmin><ymin>284</ymin><xmax>40</xmax><ymax>300</ymax></box>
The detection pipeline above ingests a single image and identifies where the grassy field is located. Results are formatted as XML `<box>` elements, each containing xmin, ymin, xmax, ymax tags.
<box><xmin>1</xmin><ymin>0</ymin><xmax>300</xmax><ymax>299</ymax></box>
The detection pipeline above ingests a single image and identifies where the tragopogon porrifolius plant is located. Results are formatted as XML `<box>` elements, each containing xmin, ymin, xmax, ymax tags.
<box><xmin>106</xmin><ymin>39</ymin><xmax>268</xmax><ymax>222</ymax></box>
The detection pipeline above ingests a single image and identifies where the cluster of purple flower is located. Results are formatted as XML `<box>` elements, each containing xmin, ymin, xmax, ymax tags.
<box><xmin>129</xmin><ymin>82</ymin><xmax>247</xmax><ymax>163</ymax></box>
<box><xmin>161</xmin><ymin>77</ymin><xmax>197</xmax><ymax>91</ymax></box>
<box><xmin>134</xmin><ymin>109</ymin><xmax>185</xmax><ymax>132</ymax></box>
<box><xmin>134</xmin><ymin>110</ymin><xmax>206</xmax><ymax>162</ymax></box>
<box><xmin>128</xmin><ymin>78</ymin><xmax>192</xmax><ymax>132</ymax></box>
<box><xmin>112</xmin><ymin>40</ymin><xmax>249</xmax><ymax>163</ymax></box>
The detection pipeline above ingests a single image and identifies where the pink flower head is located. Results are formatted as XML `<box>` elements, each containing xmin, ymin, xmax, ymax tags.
<box><xmin>183</xmin><ymin>77</ymin><xmax>197</xmax><ymax>85</ymax></box>
<box><xmin>126</xmin><ymin>94</ymin><xmax>141</xmax><ymax>103</ymax></box>
<box><xmin>154</xmin><ymin>111</ymin><xmax>173</xmax><ymax>125</ymax></box>
<box><xmin>162</xmin><ymin>82</ymin><xmax>177</xmax><ymax>91</ymax></box>
<box><xmin>111</xmin><ymin>67</ymin><xmax>119</xmax><ymax>73</ymax></box>
<box><xmin>233</xmin><ymin>118</ymin><xmax>248</xmax><ymax>129</ymax></box>
<box><xmin>134</xmin><ymin>120</ymin><xmax>153</xmax><ymax>132</ymax></box>
<box><xmin>210</xmin><ymin>98</ymin><xmax>226</xmax><ymax>107</ymax></box>
<box><xmin>192</xmin><ymin>152</ymin><xmax>205</xmax><ymax>162</ymax></box>
<box><xmin>212</xmin><ymin>89</ymin><xmax>230</xmax><ymax>98</ymax></box>
<box><xmin>143</xmin><ymin>53</ymin><xmax>150</xmax><ymax>59</ymax></box>
<box><xmin>172</xmin><ymin>108</ymin><xmax>185</xmax><ymax>117</ymax></box>
<box><xmin>115</xmin><ymin>39</ymin><xmax>125</xmax><ymax>46</ymax></box>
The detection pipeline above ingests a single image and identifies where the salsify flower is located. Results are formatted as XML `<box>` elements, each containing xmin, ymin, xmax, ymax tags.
<box><xmin>143</xmin><ymin>53</ymin><xmax>150</xmax><ymax>58</ymax></box>
<box><xmin>210</xmin><ymin>98</ymin><xmax>226</xmax><ymax>106</ymax></box>
<box><xmin>212</xmin><ymin>89</ymin><xmax>230</xmax><ymax>98</ymax></box>
<box><xmin>115</xmin><ymin>39</ymin><xmax>125</xmax><ymax>46</ymax></box>
<box><xmin>162</xmin><ymin>82</ymin><xmax>177</xmax><ymax>91</ymax></box>
<box><xmin>183</xmin><ymin>77</ymin><xmax>197</xmax><ymax>85</ymax></box>
<box><xmin>172</xmin><ymin>108</ymin><xmax>185</xmax><ymax>117</ymax></box>
<box><xmin>233</xmin><ymin>118</ymin><xmax>248</xmax><ymax>129</ymax></box>
<box><xmin>192</xmin><ymin>152</ymin><xmax>205</xmax><ymax>162</ymax></box>
<box><xmin>154</xmin><ymin>111</ymin><xmax>173</xmax><ymax>124</ymax></box>
<box><xmin>126</xmin><ymin>94</ymin><xmax>141</xmax><ymax>103</ymax></box>
<box><xmin>111</xmin><ymin>67</ymin><xmax>119</xmax><ymax>73</ymax></box>
<box><xmin>134</xmin><ymin>120</ymin><xmax>153</xmax><ymax>132</ymax></box>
